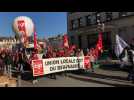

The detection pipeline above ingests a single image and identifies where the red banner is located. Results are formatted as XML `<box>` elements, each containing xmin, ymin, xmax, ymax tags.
<box><xmin>32</xmin><ymin>60</ymin><xmax>44</xmax><ymax>76</ymax></box>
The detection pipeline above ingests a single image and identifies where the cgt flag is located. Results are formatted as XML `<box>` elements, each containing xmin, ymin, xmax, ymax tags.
<box><xmin>94</xmin><ymin>32</ymin><xmax>103</xmax><ymax>59</ymax></box>
<box><xmin>115</xmin><ymin>34</ymin><xmax>129</xmax><ymax>58</ymax></box>
<box><xmin>96</xmin><ymin>32</ymin><xmax>103</xmax><ymax>52</ymax></box>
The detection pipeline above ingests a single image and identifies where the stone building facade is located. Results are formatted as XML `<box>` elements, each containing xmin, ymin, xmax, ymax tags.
<box><xmin>67</xmin><ymin>12</ymin><xmax>134</xmax><ymax>52</ymax></box>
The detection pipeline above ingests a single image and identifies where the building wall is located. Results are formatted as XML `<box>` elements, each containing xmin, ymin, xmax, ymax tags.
<box><xmin>113</xmin><ymin>15</ymin><xmax>134</xmax><ymax>44</ymax></box>
<box><xmin>67</xmin><ymin>12</ymin><xmax>134</xmax><ymax>51</ymax></box>
<box><xmin>48</xmin><ymin>35</ymin><xmax>63</xmax><ymax>49</ymax></box>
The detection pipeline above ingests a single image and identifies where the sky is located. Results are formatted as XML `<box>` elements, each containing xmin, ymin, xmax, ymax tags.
<box><xmin>0</xmin><ymin>12</ymin><xmax>67</xmax><ymax>39</ymax></box>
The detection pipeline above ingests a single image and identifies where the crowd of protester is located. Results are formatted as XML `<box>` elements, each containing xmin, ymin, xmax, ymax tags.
<box><xmin>1</xmin><ymin>42</ymin><xmax>134</xmax><ymax>84</ymax></box>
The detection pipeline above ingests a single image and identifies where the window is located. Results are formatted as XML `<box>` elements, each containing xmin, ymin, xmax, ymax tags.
<box><xmin>106</xmin><ymin>12</ymin><xmax>112</xmax><ymax>21</ymax></box>
<box><xmin>71</xmin><ymin>20</ymin><xmax>78</xmax><ymax>30</ymax></box>
<box><xmin>86</xmin><ymin>15</ymin><xmax>91</xmax><ymax>26</ymax></box>
<box><xmin>92</xmin><ymin>13</ymin><xmax>97</xmax><ymax>25</ymax></box>
<box><xmin>96</xmin><ymin>12</ymin><xmax>102</xmax><ymax>24</ymax></box>
<box><xmin>119</xmin><ymin>12</ymin><xmax>127</xmax><ymax>17</ymax></box>
<box><xmin>78</xmin><ymin>17</ymin><xmax>83</xmax><ymax>27</ymax></box>
<box><xmin>87</xmin><ymin>34</ymin><xmax>98</xmax><ymax>48</ymax></box>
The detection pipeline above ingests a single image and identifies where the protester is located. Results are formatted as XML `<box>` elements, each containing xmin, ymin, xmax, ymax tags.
<box><xmin>88</xmin><ymin>48</ymin><xmax>95</xmax><ymax>72</ymax></box>
<box><xmin>58</xmin><ymin>49</ymin><xmax>65</xmax><ymax>57</ymax></box>
<box><xmin>127</xmin><ymin>44</ymin><xmax>134</xmax><ymax>83</ymax></box>
<box><xmin>0</xmin><ymin>51</ymin><xmax>6</xmax><ymax>75</ymax></box>
<box><xmin>80</xmin><ymin>49</ymin><xmax>84</xmax><ymax>56</ymax></box>
<box><xmin>14</xmin><ymin>50</ymin><xmax>19</xmax><ymax>70</ymax></box>
<box><xmin>22</xmin><ymin>49</ymin><xmax>29</xmax><ymax>71</ymax></box>
<box><xmin>17</xmin><ymin>48</ymin><xmax>24</xmax><ymax>73</ymax></box>
<box><xmin>85</xmin><ymin>48</ymin><xmax>89</xmax><ymax>56</ymax></box>
<box><xmin>0</xmin><ymin>52</ymin><xmax>5</xmax><ymax>74</ymax></box>
<box><xmin>45</xmin><ymin>48</ymin><xmax>57</xmax><ymax>79</ymax></box>
<box><xmin>42</xmin><ymin>50</ymin><xmax>47</xmax><ymax>59</ymax></box>
<box><xmin>29</xmin><ymin>49</ymin><xmax>40</xmax><ymax>84</ymax></box>
<box><xmin>12</xmin><ymin>51</ymin><xmax>17</xmax><ymax>71</ymax></box>
<box><xmin>51</xmin><ymin>49</ymin><xmax>57</xmax><ymax>79</ymax></box>
<box><xmin>5</xmin><ymin>51</ymin><xmax>13</xmax><ymax>78</ymax></box>
<box><xmin>76</xmin><ymin>48</ymin><xmax>84</xmax><ymax>57</ymax></box>
<box><xmin>70</xmin><ymin>49</ymin><xmax>76</xmax><ymax>57</ymax></box>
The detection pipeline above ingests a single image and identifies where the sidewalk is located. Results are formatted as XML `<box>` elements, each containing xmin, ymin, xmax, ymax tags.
<box><xmin>67</xmin><ymin>68</ymin><xmax>134</xmax><ymax>87</ymax></box>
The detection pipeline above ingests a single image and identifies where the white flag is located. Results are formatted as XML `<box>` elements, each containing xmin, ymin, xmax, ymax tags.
<box><xmin>115</xmin><ymin>34</ymin><xmax>128</xmax><ymax>57</ymax></box>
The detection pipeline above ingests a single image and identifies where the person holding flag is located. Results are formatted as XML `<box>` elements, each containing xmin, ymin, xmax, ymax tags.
<box><xmin>114</xmin><ymin>34</ymin><xmax>134</xmax><ymax>83</ymax></box>
<box><xmin>114</xmin><ymin>34</ymin><xmax>129</xmax><ymax>59</ymax></box>
<box><xmin>29</xmin><ymin>49</ymin><xmax>40</xmax><ymax>84</ymax></box>
<box><xmin>62</xmin><ymin>34</ymin><xmax>70</xmax><ymax>76</ymax></box>
<box><xmin>45</xmin><ymin>46</ymin><xmax>57</xmax><ymax>79</ymax></box>
<box><xmin>127</xmin><ymin>42</ymin><xmax>134</xmax><ymax>83</ymax></box>
<box><xmin>114</xmin><ymin>34</ymin><xmax>130</xmax><ymax>69</ymax></box>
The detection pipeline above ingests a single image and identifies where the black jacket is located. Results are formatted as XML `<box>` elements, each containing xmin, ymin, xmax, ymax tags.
<box><xmin>128</xmin><ymin>49</ymin><xmax>134</xmax><ymax>65</ymax></box>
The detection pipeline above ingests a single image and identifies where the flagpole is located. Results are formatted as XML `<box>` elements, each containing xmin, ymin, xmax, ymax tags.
<box><xmin>34</xmin><ymin>26</ymin><xmax>37</xmax><ymax>50</ymax></box>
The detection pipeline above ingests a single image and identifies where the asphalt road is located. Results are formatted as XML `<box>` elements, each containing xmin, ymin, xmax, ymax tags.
<box><xmin>19</xmin><ymin>67</ymin><xmax>134</xmax><ymax>87</ymax></box>
<box><xmin>20</xmin><ymin>74</ymin><xmax>112</xmax><ymax>87</ymax></box>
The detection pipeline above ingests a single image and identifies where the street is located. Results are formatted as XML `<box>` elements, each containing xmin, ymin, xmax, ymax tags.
<box><xmin>19</xmin><ymin>65</ymin><xmax>134</xmax><ymax>87</ymax></box>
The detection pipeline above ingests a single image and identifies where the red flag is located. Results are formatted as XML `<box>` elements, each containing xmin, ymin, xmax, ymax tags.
<box><xmin>34</xmin><ymin>28</ymin><xmax>37</xmax><ymax>49</ymax></box>
<box><xmin>69</xmin><ymin>45</ymin><xmax>76</xmax><ymax>51</ymax></box>
<box><xmin>94</xmin><ymin>47</ymin><xmax>99</xmax><ymax>60</ymax></box>
<box><xmin>63</xmin><ymin>34</ymin><xmax>69</xmax><ymax>48</ymax></box>
<box><xmin>96</xmin><ymin>32</ymin><xmax>103</xmax><ymax>52</ymax></box>
<box><xmin>71</xmin><ymin>45</ymin><xmax>76</xmax><ymax>50</ymax></box>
